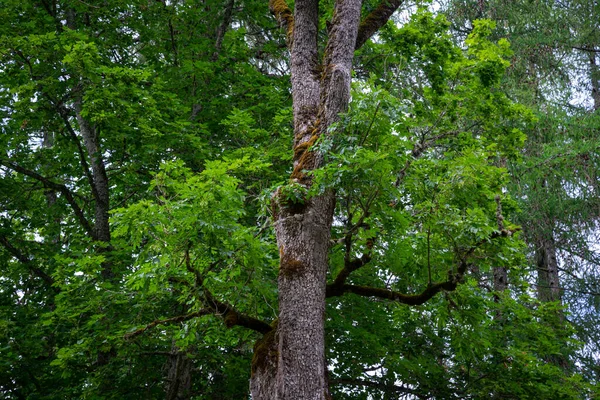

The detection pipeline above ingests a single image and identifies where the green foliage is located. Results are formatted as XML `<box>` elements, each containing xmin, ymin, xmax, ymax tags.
<box><xmin>0</xmin><ymin>0</ymin><xmax>595</xmax><ymax>398</ymax></box>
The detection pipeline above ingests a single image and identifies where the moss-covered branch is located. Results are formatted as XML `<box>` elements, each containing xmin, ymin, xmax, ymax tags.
<box><xmin>355</xmin><ymin>0</ymin><xmax>404</xmax><ymax>50</ymax></box>
<box><xmin>269</xmin><ymin>0</ymin><xmax>294</xmax><ymax>44</ymax></box>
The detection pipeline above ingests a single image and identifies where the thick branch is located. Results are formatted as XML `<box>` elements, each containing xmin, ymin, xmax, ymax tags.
<box><xmin>333</xmin><ymin>255</ymin><xmax>371</xmax><ymax>287</ymax></box>
<box><xmin>327</xmin><ymin>280</ymin><xmax>459</xmax><ymax>305</ymax></box>
<box><xmin>124</xmin><ymin>310</ymin><xmax>212</xmax><ymax>339</ymax></box>
<box><xmin>269</xmin><ymin>0</ymin><xmax>294</xmax><ymax>43</ymax></box>
<box><xmin>355</xmin><ymin>0</ymin><xmax>405</xmax><ymax>50</ymax></box>
<box><xmin>203</xmin><ymin>287</ymin><xmax>273</xmax><ymax>334</ymax></box>
<box><xmin>1</xmin><ymin>161</ymin><xmax>96</xmax><ymax>239</ymax></box>
<box><xmin>327</xmin><ymin>229</ymin><xmax>518</xmax><ymax>304</ymax></box>
<box><xmin>182</xmin><ymin>249</ymin><xmax>272</xmax><ymax>334</ymax></box>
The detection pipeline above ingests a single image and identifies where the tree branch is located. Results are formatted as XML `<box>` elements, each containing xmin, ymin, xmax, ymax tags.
<box><xmin>331</xmin><ymin>378</ymin><xmax>428</xmax><ymax>399</ymax></box>
<box><xmin>203</xmin><ymin>286</ymin><xmax>273</xmax><ymax>334</ymax></box>
<box><xmin>0</xmin><ymin>161</ymin><xmax>96</xmax><ymax>239</ymax></box>
<box><xmin>0</xmin><ymin>234</ymin><xmax>58</xmax><ymax>291</ymax></box>
<box><xmin>327</xmin><ymin>228</ymin><xmax>519</xmax><ymax>304</ymax></box>
<box><xmin>355</xmin><ymin>0</ymin><xmax>405</xmax><ymax>50</ymax></box>
<box><xmin>332</xmin><ymin>255</ymin><xmax>371</xmax><ymax>288</ymax></box>
<box><xmin>269</xmin><ymin>0</ymin><xmax>294</xmax><ymax>43</ymax></box>
<box><xmin>183</xmin><ymin>247</ymin><xmax>273</xmax><ymax>334</ymax></box>
<box><xmin>124</xmin><ymin>310</ymin><xmax>212</xmax><ymax>339</ymax></box>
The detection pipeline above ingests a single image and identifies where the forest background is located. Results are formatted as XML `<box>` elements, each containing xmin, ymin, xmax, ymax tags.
<box><xmin>0</xmin><ymin>0</ymin><xmax>599</xmax><ymax>398</ymax></box>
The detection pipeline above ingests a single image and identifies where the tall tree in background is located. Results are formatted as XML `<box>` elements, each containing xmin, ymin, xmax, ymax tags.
<box><xmin>446</xmin><ymin>0</ymin><xmax>600</xmax><ymax>378</ymax></box>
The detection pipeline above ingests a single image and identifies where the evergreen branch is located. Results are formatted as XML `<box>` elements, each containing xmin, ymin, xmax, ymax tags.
<box><xmin>355</xmin><ymin>0</ymin><xmax>405</xmax><ymax>50</ymax></box>
<box><xmin>0</xmin><ymin>161</ymin><xmax>96</xmax><ymax>239</ymax></box>
<box><xmin>124</xmin><ymin>310</ymin><xmax>212</xmax><ymax>339</ymax></box>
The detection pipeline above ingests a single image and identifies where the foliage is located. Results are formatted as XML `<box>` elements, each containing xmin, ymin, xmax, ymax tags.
<box><xmin>0</xmin><ymin>0</ymin><xmax>596</xmax><ymax>398</ymax></box>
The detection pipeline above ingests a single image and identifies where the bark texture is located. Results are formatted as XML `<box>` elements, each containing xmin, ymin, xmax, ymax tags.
<box><xmin>536</xmin><ymin>234</ymin><xmax>561</xmax><ymax>303</ymax></box>
<box><xmin>165</xmin><ymin>345</ymin><xmax>192</xmax><ymax>400</ymax></box>
<box><xmin>252</xmin><ymin>0</ymin><xmax>369</xmax><ymax>398</ymax></box>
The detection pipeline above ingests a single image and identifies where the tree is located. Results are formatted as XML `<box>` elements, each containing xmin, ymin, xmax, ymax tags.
<box><xmin>445</xmin><ymin>0</ymin><xmax>600</xmax><ymax>379</ymax></box>
<box><xmin>0</xmin><ymin>0</ymin><xmax>595</xmax><ymax>399</ymax></box>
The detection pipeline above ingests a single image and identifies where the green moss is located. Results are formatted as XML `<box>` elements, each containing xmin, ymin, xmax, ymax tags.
<box><xmin>251</xmin><ymin>320</ymin><xmax>278</xmax><ymax>376</ymax></box>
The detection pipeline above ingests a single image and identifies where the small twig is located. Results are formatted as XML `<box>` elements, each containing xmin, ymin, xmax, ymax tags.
<box><xmin>359</xmin><ymin>101</ymin><xmax>381</xmax><ymax>146</ymax></box>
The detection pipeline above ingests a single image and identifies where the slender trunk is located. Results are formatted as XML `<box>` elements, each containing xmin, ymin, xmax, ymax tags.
<box><xmin>590</xmin><ymin>49</ymin><xmax>600</xmax><ymax>111</ymax></box>
<box><xmin>493</xmin><ymin>196</ymin><xmax>508</xmax><ymax>297</ymax></box>
<box><xmin>74</xmin><ymin>99</ymin><xmax>111</xmax><ymax>244</ymax></box>
<box><xmin>535</xmin><ymin>233</ymin><xmax>561</xmax><ymax>303</ymax></box>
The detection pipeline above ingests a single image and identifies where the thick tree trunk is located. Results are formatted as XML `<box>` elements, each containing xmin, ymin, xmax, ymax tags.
<box><xmin>165</xmin><ymin>344</ymin><xmax>192</xmax><ymax>400</ymax></box>
<box><xmin>251</xmin><ymin>0</ymin><xmax>362</xmax><ymax>398</ymax></box>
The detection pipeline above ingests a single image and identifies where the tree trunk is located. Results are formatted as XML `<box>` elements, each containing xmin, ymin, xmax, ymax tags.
<box><xmin>251</xmin><ymin>0</ymin><xmax>362</xmax><ymax>398</ymax></box>
<box><xmin>590</xmin><ymin>49</ymin><xmax>600</xmax><ymax>112</ymax></box>
<box><xmin>535</xmin><ymin>233</ymin><xmax>561</xmax><ymax>303</ymax></box>
<box><xmin>165</xmin><ymin>344</ymin><xmax>192</xmax><ymax>400</ymax></box>
<box><xmin>74</xmin><ymin>99</ymin><xmax>111</xmax><ymax>245</ymax></box>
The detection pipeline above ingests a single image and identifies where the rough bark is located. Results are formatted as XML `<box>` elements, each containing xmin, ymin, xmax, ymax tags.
<box><xmin>250</xmin><ymin>326</ymin><xmax>279</xmax><ymax>399</ymax></box>
<box><xmin>252</xmin><ymin>0</ymin><xmax>367</xmax><ymax>398</ymax></box>
<box><xmin>74</xmin><ymin>98</ymin><xmax>111</xmax><ymax>245</ymax></box>
<box><xmin>165</xmin><ymin>344</ymin><xmax>192</xmax><ymax>400</ymax></box>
